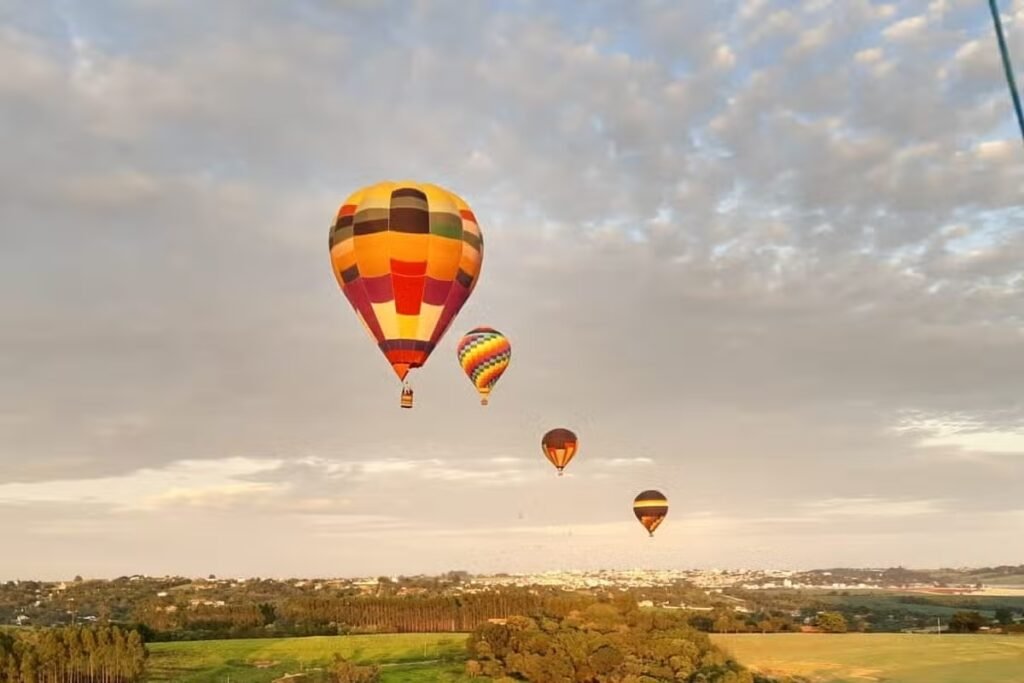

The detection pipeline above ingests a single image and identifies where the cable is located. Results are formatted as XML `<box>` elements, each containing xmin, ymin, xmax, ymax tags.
<box><xmin>988</xmin><ymin>0</ymin><xmax>1024</xmax><ymax>146</ymax></box>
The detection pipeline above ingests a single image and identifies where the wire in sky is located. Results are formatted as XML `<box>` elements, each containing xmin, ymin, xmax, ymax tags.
<box><xmin>988</xmin><ymin>0</ymin><xmax>1024</xmax><ymax>147</ymax></box>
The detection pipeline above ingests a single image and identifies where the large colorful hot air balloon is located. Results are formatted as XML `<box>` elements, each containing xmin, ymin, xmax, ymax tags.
<box><xmin>633</xmin><ymin>490</ymin><xmax>668</xmax><ymax>537</ymax></box>
<box><xmin>541</xmin><ymin>428</ymin><xmax>578</xmax><ymax>476</ymax></box>
<box><xmin>456</xmin><ymin>327</ymin><xmax>511</xmax><ymax>405</ymax></box>
<box><xmin>328</xmin><ymin>181</ymin><xmax>484</xmax><ymax>408</ymax></box>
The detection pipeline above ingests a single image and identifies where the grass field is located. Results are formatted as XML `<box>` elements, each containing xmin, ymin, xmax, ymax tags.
<box><xmin>145</xmin><ymin>633</ymin><xmax>473</xmax><ymax>682</ymax></box>
<box><xmin>812</xmin><ymin>591</ymin><xmax>1024</xmax><ymax>618</ymax></box>
<box><xmin>146</xmin><ymin>631</ymin><xmax>1024</xmax><ymax>682</ymax></box>
<box><xmin>712</xmin><ymin>633</ymin><xmax>1024</xmax><ymax>683</ymax></box>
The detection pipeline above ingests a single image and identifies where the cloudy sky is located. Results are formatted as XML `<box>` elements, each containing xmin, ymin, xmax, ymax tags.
<box><xmin>2</xmin><ymin>0</ymin><xmax>1022</xmax><ymax>580</ymax></box>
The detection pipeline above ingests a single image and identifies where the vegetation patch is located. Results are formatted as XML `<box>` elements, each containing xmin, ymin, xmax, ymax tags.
<box><xmin>465</xmin><ymin>595</ymin><xmax>773</xmax><ymax>682</ymax></box>
<box><xmin>712</xmin><ymin>633</ymin><xmax>1024</xmax><ymax>683</ymax></box>
<box><xmin>145</xmin><ymin>633</ymin><xmax>469</xmax><ymax>682</ymax></box>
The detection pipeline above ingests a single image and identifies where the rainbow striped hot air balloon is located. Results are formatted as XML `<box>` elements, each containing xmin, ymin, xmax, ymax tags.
<box><xmin>328</xmin><ymin>181</ymin><xmax>483</xmax><ymax>408</ymax></box>
<box><xmin>456</xmin><ymin>327</ymin><xmax>511</xmax><ymax>405</ymax></box>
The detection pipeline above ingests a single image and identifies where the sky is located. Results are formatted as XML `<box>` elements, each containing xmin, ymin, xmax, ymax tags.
<box><xmin>1</xmin><ymin>0</ymin><xmax>1022</xmax><ymax>580</ymax></box>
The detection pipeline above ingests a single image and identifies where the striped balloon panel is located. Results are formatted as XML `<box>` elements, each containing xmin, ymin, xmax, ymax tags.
<box><xmin>328</xmin><ymin>181</ymin><xmax>483</xmax><ymax>380</ymax></box>
<box><xmin>633</xmin><ymin>490</ymin><xmax>668</xmax><ymax>534</ymax></box>
<box><xmin>456</xmin><ymin>327</ymin><xmax>511</xmax><ymax>393</ymax></box>
<box><xmin>541</xmin><ymin>428</ymin><xmax>578</xmax><ymax>470</ymax></box>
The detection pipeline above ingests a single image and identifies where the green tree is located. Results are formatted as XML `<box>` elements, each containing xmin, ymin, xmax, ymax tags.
<box><xmin>258</xmin><ymin>602</ymin><xmax>277</xmax><ymax>626</ymax></box>
<box><xmin>328</xmin><ymin>653</ymin><xmax>380</xmax><ymax>683</ymax></box>
<box><xmin>994</xmin><ymin>608</ymin><xmax>1014</xmax><ymax>625</ymax></box>
<box><xmin>591</xmin><ymin>644</ymin><xmax>624</xmax><ymax>676</ymax></box>
<box><xmin>816</xmin><ymin>611</ymin><xmax>848</xmax><ymax>633</ymax></box>
<box><xmin>949</xmin><ymin>611</ymin><xmax>988</xmax><ymax>633</ymax></box>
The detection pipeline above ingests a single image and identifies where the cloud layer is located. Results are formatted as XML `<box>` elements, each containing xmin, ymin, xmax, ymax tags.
<box><xmin>1</xmin><ymin>0</ymin><xmax>1022</xmax><ymax>578</ymax></box>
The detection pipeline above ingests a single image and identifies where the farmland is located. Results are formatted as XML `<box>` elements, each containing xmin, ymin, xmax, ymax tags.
<box><xmin>145</xmin><ymin>631</ymin><xmax>1024</xmax><ymax>683</ymax></box>
<box><xmin>145</xmin><ymin>633</ymin><xmax>473</xmax><ymax>682</ymax></box>
<box><xmin>712</xmin><ymin>633</ymin><xmax>1024</xmax><ymax>683</ymax></box>
<box><xmin>814</xmin><ymin>590</ymin><xmax>1024</xmax><ymax>618</ymax></box>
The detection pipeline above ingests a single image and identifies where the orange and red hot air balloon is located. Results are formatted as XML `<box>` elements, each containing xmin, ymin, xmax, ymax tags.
<box><xmin>541</xmin><ymin>428</ymin><xmax>578</xmax><ymax>476</ymax></box>
<box><xmin>328</xmin><ymin>181</ymin><xmax>483</xmax><ymax>408</ymax></box>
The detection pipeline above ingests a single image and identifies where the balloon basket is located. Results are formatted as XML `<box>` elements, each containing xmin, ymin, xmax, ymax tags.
<box><xmin>400</xmin><ymin>386</ymin><xmax>414</xmax><ymax>409</ymax></box>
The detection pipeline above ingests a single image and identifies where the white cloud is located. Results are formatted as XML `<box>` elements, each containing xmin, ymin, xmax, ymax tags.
<box><xmin>147</xmin><ymin>482</ymin><xmax>280</xmax><ymax>509</ymax></box>
<box><xmin>0</xmin><ymin>458</ymin><xmax>282</xmax><ymax>510</ymax></box>
<box><xmin>921</xmin><ymin>431</ymin><xmax>1024</xmax><ymax>455</ymax></box>
<box><xmin>801</xmin><ymin>497</ymin><xmax>944</xmax><ymax>517</ymax></box>
<box><xmin>713</xmin><ymin>44</ymin><xmax>736</xmax><ymax>69</ymax></box>
<box><xmin>593</xmin><ymin>458</ymin><xmax>655</xmax><ymax>468</ymax></box>
<box><xmin>895</xmin><ymin>416</ymin><xmax>1024</xmax><ymax>455</ymax></box>
<box><xmin>855</xmin><ymin>47</ymin><xmax>884</xmax><ymax>64</ymax></box>
<box><xmin>882</xmin><ymin>15</ymin><xmax>927</xmax><ymax>41</ymax></box>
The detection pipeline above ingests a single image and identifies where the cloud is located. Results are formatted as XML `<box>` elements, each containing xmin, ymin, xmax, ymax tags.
<box><xmin>147</xmin><ymin>482</ymin><xmax>280</xmax><ymax>509</ymax></box>
<box><xmin>1</xmin><ymin>0</ymin><xmax>1022</xmax><ymax>577</ymax></box>
<box><xmin>882</xmin><ymin>15</ymin><xmax>927</xmax><ymax>41</ymax></box>
<box><xmin>801</xmin><ymin>497</ymin><xmax>944</xmax><ymax>518</ymax></box>
<box><xmin>593</xmin><ymin>458</ymin><xmax>655</xmax><ymax>468</ymax></box>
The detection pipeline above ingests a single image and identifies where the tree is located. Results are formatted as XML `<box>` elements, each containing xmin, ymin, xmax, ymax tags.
<box><xmin>949</xmin><ymin>611</ymin><xmax>988</xmax><ymax>633</ymax></box>
<box><xmin>816</xmin><ymin>612</ymin><xmax>848</xmax><ymax>633</ymax></box>
<box><xmin>466</xmin><ymin>596</ymin><xmax>754</xmax><ymax>683</ymax></box>
<box><xmin>328</xmin><ymin>653</ymin><xmax>379</xmax><ymax>683</ymax></box>
<box><xmin>259</xmin><ymin>603</ymin><xmax>277</xmax><ymax>626</ymax></box>
<box><xmin>994</xmin><ymin>608</ymin><xmax>1014</xmax><ymax>626</ymax></box>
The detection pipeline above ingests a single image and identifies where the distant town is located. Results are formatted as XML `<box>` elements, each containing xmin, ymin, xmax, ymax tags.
<box><xmin>4</xmin><ymin>564</ymin><xmax>1023</xmax><ymax>630</ymax></box>
<box><xmin>469</xmin><ymin>565</ymin><xmax>1024</xmax><ymax>594</ymax></box>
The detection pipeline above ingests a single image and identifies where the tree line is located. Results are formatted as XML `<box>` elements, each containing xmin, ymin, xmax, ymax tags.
<box><xmin>277</xmin><ymin>593</ymin><xmax>550</xmax><ymax>633</ymax></box>
<box><xmin>0</xmin><ymin>626</ymin><xmax>146</xmax><ymax>683</ymax></box>
<box><xmin>135</xmin><ymin>589</ymin><xmax>596</xmax><ymax>640</ymax></box>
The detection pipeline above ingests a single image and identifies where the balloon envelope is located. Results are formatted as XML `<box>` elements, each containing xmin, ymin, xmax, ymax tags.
<box><xmin>328</xmin><ymin>181</ymin><xmax>484</xmax><ymax>385</ymax></box>
<box><xmin>456</xmin><ymin>327</ymin><xmax>511</xmax><ymax>405</ymax></box>
<box><xmin>541</xmin><ymin>428</ymin><xmax>578</xmax><ymax>475</ymax></box>
<box><xmin>633</xmin><ymin>490</ymin><xmax>668</xmax><ymax>536</ymax></box>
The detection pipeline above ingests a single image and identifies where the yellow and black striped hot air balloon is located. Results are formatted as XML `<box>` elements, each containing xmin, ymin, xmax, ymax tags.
<box><xmin>633</xmin><ymin>490</ymin><xmax>668</xmax><ymax>537</ymax></box>
<box><xmin>541</xmin><ymin>428</ymin><xmax>578</xmax><ymax>476</ymax></box>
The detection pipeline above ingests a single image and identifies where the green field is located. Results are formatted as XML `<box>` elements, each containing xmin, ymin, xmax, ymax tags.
<box><xmin>712</xmin><ymin>633</ymin><xmax>1024</xmax><ymax>683</ymax></box>
<box><xmin>145</xmin><ymin>633</ymin><xmax>474</xmax><ymax>682</ymax></box>
<box><xmin>146</xmin><ymin>632</ymin><xmax>1024</xmax><ymax>683</ymax></box>
<box><xmin>815</xmin><ymin>591</ymin><xmax>1024</xmax><ymax>617</ymax></box>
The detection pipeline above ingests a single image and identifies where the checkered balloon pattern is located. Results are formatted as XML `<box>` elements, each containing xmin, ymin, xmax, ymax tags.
<box><xmin>328</xmin><ymin>181</ymin><xmax>483</xmax><ymax>383</ymax></box>
<box><xmin>456</xmin><ymin>327</ymin><xmax>511</xmax><ymax>404</ymax></box>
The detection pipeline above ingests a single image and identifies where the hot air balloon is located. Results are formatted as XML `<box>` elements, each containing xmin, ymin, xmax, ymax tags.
<box><xmin>633</xmin><ymin>490</ymin><xmax>668</xmax><ymax>537</ymax></box>
<box><xmin>328</xmin><ymin>181</ymin><xmax>484</xmax><ymax>408</ymax></box>
<box><xmin>456</xmin><ymin>327</ymin><xmax>511</xmax><ymax>405</ymax></box>
<box><xmin>541</xmin><ymin>428</ymin><xmax>578</xmax><ymax>476</ymax></box>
